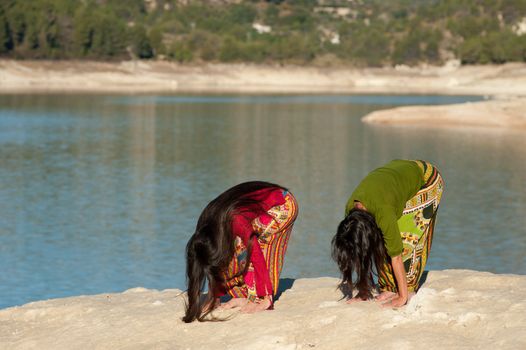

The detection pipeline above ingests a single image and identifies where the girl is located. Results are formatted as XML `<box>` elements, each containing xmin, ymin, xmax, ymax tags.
<box><xmin>183</xmin><ymin>181</ymin><xmax>298</xmax><ymax>322</ymax></box>
<box><xmin>332</xmin><ymin>160</ymin><xmax>444</xmax><ymax>307</ymax></box>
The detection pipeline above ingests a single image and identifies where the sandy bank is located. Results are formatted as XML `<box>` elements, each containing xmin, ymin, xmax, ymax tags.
<box><xmin>362</xmin><ymin>98</ymin><xmax>526</xmax><ymax>129</ymax></box>
<box><xmin>0</xmin><ymin>270</ymin><xmax>524</xmax><ymax>350</ymax></box>
<box><xmin>2</xmin><ymin>60</ymin><xmax>526</xmax><ymax>96</ymax></box>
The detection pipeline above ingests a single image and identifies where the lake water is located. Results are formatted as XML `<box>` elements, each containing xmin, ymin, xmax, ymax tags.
<box><xmin>1</xmin><ymin>94</ymin><xmax>525</xmax><ymax>309</ymax></box>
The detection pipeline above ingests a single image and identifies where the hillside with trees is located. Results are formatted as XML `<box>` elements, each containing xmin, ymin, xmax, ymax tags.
<box><xmin>1</xmin><ymin>0</ymin><xmax>526</xmax><ymax>66</ymax></box>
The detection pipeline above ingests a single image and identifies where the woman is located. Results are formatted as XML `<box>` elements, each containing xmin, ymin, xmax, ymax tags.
<box><xmin>332</xmin><ymin>159</ymin><xmax>444</xmax><ymax>307</ymax></box>
<box><xmin>183</xmin><ymin>181</ymin><xmax>298</xmax><ymax>322</ymax></box>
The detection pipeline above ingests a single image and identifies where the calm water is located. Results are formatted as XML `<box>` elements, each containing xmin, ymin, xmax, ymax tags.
<box><xmin>1</xmin><ymin>93</ymin><xmax>525</xmax><ymax>309</ymax></box>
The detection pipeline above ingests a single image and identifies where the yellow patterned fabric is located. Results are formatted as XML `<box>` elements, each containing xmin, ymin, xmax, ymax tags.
<box><xmin>378</xmin><ymin>161</ymin><xmax>444</xmax><ymax>293</ymax></box>
<box><xmin>223</xmin><ymin>192</ymin><xmax>298</xmax><ymax>301</ymax></box>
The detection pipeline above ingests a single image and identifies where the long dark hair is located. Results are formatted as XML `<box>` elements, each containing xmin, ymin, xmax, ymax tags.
<box><xmin>331</xmin><ymin>208</ymin><xmax>387</xmax><ymax>300</ymax></box>
<box><xmin>183</xmin><ymin>181</ymin><xmax>284</xmax><ymax>323</ymax></box>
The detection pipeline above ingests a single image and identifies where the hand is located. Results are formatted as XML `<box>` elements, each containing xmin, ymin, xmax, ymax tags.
<box><xmin>389</xmin><ymin>255</ymin><xmax>409</xmax><ymax>309</ymax></box>
<box><xmin>203</xmin><ymin>298</ymin><xmax>220</xmax><ymax>313</ymax></box>
<box><xmin>240</xmin><ymin>296</ymin><xmax>272</xmax><ymax>314</ymax></box>
<box><xmin>218</xmin><ymin>297</ymin><xmax>247</xmax><ymax>310</ymax></box>
<box><xmin>375</xmin><ymin>291</ymin><xmax>396</xmax><ymax>302</ymax></box>
<box><xmin>381</xmin><ymin>294</ymin><xmax>407</xmax><ymax>308</ymax></box>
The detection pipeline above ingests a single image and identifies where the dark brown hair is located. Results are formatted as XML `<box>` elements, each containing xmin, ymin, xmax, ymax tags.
<box><xmin>331</xmin><ymin>208</ymin><xmax>387</xmax><ymax>300</ymax></box>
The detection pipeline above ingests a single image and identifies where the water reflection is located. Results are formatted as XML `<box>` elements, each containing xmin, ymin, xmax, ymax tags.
<box><xmin>0</xmin><ymin>94</ymin><xmax>524</xmax><ymax>309</ymax></box>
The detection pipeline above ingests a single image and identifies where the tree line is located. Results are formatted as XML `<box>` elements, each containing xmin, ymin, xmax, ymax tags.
<box><xmin>1</xmin><ymin>0</ymin><xmax>526</xmax><ymax>66</ymax></box>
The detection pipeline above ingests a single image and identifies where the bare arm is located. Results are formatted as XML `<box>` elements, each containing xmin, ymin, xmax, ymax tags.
<box><xmin>385</xmin><ymin>255</ymin><xmax>408</xmax><ymax>307</ymax></box>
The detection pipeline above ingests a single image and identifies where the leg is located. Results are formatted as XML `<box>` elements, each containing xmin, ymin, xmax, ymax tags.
<box><xmin>251</xmin><ymin>191</ymin><xmax>298</xmax><ymax>297</ymax></box>
<box><xmin>377</xmin><ymin>162</ymin><xmax>443</xmax><ymax>294</ymax></box>
<box><xmin>378</xmin><ymin>256</ymin><xmax>397</xmax><ymax>293</ymax></box>
<box><xmin>399</xmin><ymin>162</ymin><xmax>444</xmax><ymax>292</ymax></box>
<box><xmin>222</xmin><ymin>236</ymin><xmax>249</xmax><ymax>299</ymax></box>
<box><xmin>240</xmin><ymin>192</ymin><xmax>298</xmax><ymax>313</ymax></box>
<box><xmin>223</xmin><ymin>191</ymin><xmax>298</xmax><ymax>309</ymax></box>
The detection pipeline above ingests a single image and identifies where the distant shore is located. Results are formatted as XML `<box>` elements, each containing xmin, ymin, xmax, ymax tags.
<box><xmin>1</xmin><ymin>270</ymin><xmax>525</xmax><ymax>350</ymax></box>
<box><xmin>1</xmin><ymin>59</ymin><xmax>526</xmax><ymax>96</ymax></box>
<box><xmin>1</xmin><ymin>59</ymin><xmax>526</xmax><ymax>129</ymax></box>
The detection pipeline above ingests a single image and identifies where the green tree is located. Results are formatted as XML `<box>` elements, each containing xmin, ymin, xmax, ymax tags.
<box><xmin>392</xmin><ymin>28</ymin><xmax>442</xmax><ymax>65</ymax></box>
<box><xmin>73</xmin><ymin>7</ymin><xmax>128</xmax><ymax>59</ymax></box>
<box><xmin>3</xmin><ymin>0</ymin><xmax>526</xmax><ymax>64</ymax></box>
<box><xmin>486</xmin><ymin>31</ymin><xmax>525</xmax><ymax>63</ymax></box>
<box><xmin>168</xmin><ymin>40</ymin><xmax>193</xmax><ymax>62</ymax></box>
<box><xmin>90</xmin><ymin>14</ymin><xmax>127</xmax><ymax>58</ymax></box>
<box><xmin>7</xmin><ymin>5</ymin><xmax>27</xmax><ymax>46</ymax></box>
<box><xmin>187</xmin><ymin>30</ymin><xmax>220</xmax><ymax>61</ymax></box>
<box><xmin>458</xmin><ymin>37</ymin><xmax>489</xmax><ymax>64</ymax></box>
<box><xmin>225</xmin><ymin>3</ymin><xmax>257</xmax><ymax>25</ymax></box>
<box><xmin>278</xmin><ymin>7</ymin><xmax>314</xmax><ymax>33</ymax></box>
<box><xmin>264</xmin><ymin>4</ymin><xmax>280</xmax><ymax>23</ymax></box>
<box><xmin>219</xmin><ymin>36</ymin><xmax>242</xmax><ymax>62</ymax></box>
<box><xmin>0</xmin><ymin>10</ymin><xmax>12</xmax><ymax>53</ymax></box>
<box><xmin>341</xmin><ymin>24</ymin><xmax>390</xmax><ymax>67</ymax></box>
<box><xmin>130</xmin><ymin>25</ymin><xmax>153</xmax><ymax>59</ymax></box>
<box><xmin>73</xmin><ymin>9</ymin><xmax>95</xmax><ymax>57</ymax></box>
<box><xmin>34</xmin><ymin>2</ymin><xmax>67</xmax><ymax>57</ymax></box>
<box><xmin>149</xmin><ymin>26</ymin><xmax>165</xmax><ymax>56</ymax></box>
<box><xmin>105</xmin><ymin>0</ymin><xmax>146</xmax><ymax>21</ymax></box>
<box><xmin>422</xmin><ymin>30</ymin><xmax>442</xmax><ymax>63</ymax></box>
<box><xmin>392</xmin><ymin>31</ymin><xmax>422</xmax><ymax>65</ymax></box>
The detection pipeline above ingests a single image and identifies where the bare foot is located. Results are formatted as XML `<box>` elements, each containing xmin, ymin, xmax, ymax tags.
<box><xmin>218</xmin><ymin>297</ymin><xmax>247</xmax><ymax>310</ymax></box>
<box><xmin>240</xmin><ymin>297</ymin><xmax>272</xmax><ymax>314</ymax></box>
<box><xmin>375</xmin><ymin>291</ymin><xmax>396</xmax><ymax>302</ymax></box>
<box><xmin>346</xmin><ymin>296</ymin><xmax>367</xmax><ymax>304</ymax></box>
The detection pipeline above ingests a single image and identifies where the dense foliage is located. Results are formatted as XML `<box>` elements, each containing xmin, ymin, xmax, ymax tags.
<box><xmin>2</xmin><ymin>0</ymin><xmax>526</xmax><ymax>66</ymax></box>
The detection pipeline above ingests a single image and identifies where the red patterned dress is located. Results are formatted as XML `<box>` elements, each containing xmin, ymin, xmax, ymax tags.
<box><xmin>215</xmin><ymin>187</ymin><xmax>298</xmax><ymax>304</ymax></box>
